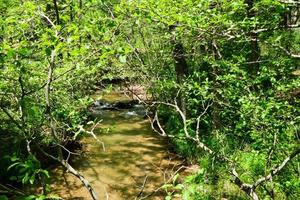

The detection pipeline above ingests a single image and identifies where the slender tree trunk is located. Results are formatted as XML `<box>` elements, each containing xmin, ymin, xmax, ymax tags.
<box><xmin>211</xmin><ymin>40</ymin><xmax>222</xmax><ymax>130</ymax></box>
<box><xmin>70</xmin><ymin>1</ymin><xmax>74</xmax><ymax>22</ymax></box>
<box><xmin>245</xmin><ymin>0</ymin><xmax>260</xmax><ymax>75</ymax></box>
<box><xmin>53</xmin><ymin>0</ymin><xmax>60</xmax><ymax>25</ymax></box>
<box><xmin>79</xmin><ymin>0</ymin><xmax>83</xmax><ymax>45</ymax></box>
<box><xmin>173</xmin><ymin>43</ymin><xmax>188</xmax><ymax>82</ymax></box>
<box><xmin>249</xmin><ymin>32</ymin><xmax>260</xmax><ymax>74</ymax></box>
<box><xmin>170</xmin><ymin>25</ymin><xmax>188</xmax><ymax>115</ymax></box>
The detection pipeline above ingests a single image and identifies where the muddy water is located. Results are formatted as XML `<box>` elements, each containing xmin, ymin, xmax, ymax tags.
<box><xmin>49</xmin><ymin>92</ymin><xmax>183</xmax><ymax>200</ymax></box>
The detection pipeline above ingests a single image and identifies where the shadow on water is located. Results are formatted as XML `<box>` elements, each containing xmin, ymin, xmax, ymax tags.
<box><xmin>49</xmin><ymin>92</ymin><xmax>183</xmax><ymax>200</ymax></box>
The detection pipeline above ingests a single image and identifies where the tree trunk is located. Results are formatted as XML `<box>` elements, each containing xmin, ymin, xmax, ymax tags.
<box><xmin>170</xmin><ymin>25</ymin><xmax>188</xmax><ymax>115</ymax></box>
<box><xmin>245</xmin><ymin>0</ymin><xmax>260</xmax><ymax>75</ymax></box>
<box><xmin>53</xmin><ymin>0</ymin><xmax>60</xmax><ymax>25</ymax></box>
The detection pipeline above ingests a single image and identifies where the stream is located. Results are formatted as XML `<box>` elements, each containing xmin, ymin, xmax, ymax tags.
<box><xmin>49</xmin><ymin>91</ymin><xmax>184</xmax><ymax>200</ymax></box>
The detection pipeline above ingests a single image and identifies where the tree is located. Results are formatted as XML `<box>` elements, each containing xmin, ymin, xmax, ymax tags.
<box><xmin>116</xmin><ymin>0</ymin><xmax>300</xmax><ymax>199</ymax></box>
<box><xmin>0</xmin><ymin>0</ymin><xmax>121</xmax><ymax>198</ymax></box>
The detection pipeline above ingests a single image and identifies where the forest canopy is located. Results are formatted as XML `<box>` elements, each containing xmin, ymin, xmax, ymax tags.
<box><xmin>0</xmin><ymin>0</ymin><xmax>299</xmax><ymax>200</ymax></box>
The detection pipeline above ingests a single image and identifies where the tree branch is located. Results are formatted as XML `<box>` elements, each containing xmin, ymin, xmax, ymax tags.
<box><xmin>253</xmin><ymin>148</ymin><xmax>300</xmax><ymax>189</ymax></box>
<box><xmin>279</xmin><ymin>0</ymin><xmax>300</xmax><ymax>5</ymax></box>
<box><xmin>231</xmin><ymin>147</ymin><xmax>300</xmax><ymax>200</ymax></box>
<box><xmin>39</xmin><ymin>147</ymin><xmax>98</xmax><ymax>200</ymax></box>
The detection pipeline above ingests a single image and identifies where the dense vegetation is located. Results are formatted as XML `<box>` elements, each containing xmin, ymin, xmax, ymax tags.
<box><xmin>0</xmin><ymin>0</ymin><xmax>299</xmax><ymax>200</ymax></box>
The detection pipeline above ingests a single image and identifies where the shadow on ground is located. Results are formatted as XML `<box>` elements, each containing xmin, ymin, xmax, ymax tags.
<box><xmin>49</xmin><ymin>116</ymin><xmax>183</xmax><ymax>200</ymax></box>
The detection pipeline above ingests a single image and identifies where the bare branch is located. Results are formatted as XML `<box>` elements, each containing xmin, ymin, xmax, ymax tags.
<box><xmin>55</xmin><ymin>143</ymin><xmax>81</xmax><ymax>162</ymax></box>
<box><xmin>39</xmin><ymin>12</ymin><xmax>58</xmax><ymax>36</ymax></box>
<box><xmin>135</xmin><ymin>175</ymin><xmax>149</xmax><ymax>199</ymax></box>
<box><xmin>196</xmin><ymin>102</ymin><xmax>213</xmax><ymax>140</ymax></box>
<box><xmin>279</xmin><ymin>0</ymin><xmax>300</xmax><ymax>5</ymax></box>
<box><xmin>39</xmin><ymin>147</ymin><xmax>99</xmax><ymax>200</ymax></box>
<box><xmin>152</xmin><ymin>101</ymin><xmax>215</xmax><ymax>155</ymax></box>
<box><xmin>78</xmin><ymin>120</ymin><xmax>106</xmax><ymax>151</ymax></box>
<box><xmin>253</xmin><ymin>148</ymin><xmax>300</xmax><ymax>189</ymax></box>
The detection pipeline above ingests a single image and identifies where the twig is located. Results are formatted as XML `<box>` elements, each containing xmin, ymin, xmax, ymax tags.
<box><xmin>138</xmin><ymin>165</ymin><xmax>187</xmax><ymax>200</ymax></box>
<box><xmin>152</xmin><ymin>101</ymin><xmax>215</xmax><ymax>155</ymax></box>
<box><xmin>136</xmin><ymin>175</ymin><xmax>149</xmax><ymax>199</ymax></box>
<box><xmin>196</xmin><ymin>102</ymin><xmax>213</xmax><ymax>140</ymax></box>
<box><xmin>55</xmin><ymin>143</ymin><xmax>81</xmax><ymax>162</ymax></box>
<box><xmin>78</xmin><ymin>120</ymin><xmax>106</xmax><ymax>151</ymax></box>
<box><xmin>39</xmin><ymin>12</ymin><xmax>58</xmax><ymax>36</ymax></box>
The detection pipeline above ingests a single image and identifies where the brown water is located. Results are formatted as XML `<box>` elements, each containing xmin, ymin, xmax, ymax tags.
<box><xmin>49</xmin><ymin>92</ymin><xmax>183</xmax><ymax>200</ymax></box>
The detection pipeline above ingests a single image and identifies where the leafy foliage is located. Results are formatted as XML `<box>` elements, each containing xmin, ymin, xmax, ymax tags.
<box><xmin>0</xmin><ymin>0</ymin><xmax>299</xmax><ymax>199</ymax></box>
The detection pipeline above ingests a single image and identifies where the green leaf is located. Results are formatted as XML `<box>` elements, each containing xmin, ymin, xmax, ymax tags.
<box><xmin>165</xmin><ymin>196</ymin><xmax>172</xmax><ymax>200</ymax></box>
<box><xmin>172</xmin><ymin>173</ymin><xmax>180</xmax><ymax>184</ymax></box>
<box><xmin>22</xmin><ymin>173</ymin><xmax>29</xmax><ymax>184</ymax></box>
<box><xmin>161</xmin><ymin>184</ymin><xmax>173</xmax><ymax>190</ymax></box>
<box><xmin>7</xmin><ymin>162</ymin><xmax>21</xmax><ymax>171</ymax></box>
<box><xmin>29</xmin><ymin>174</ymin><xmax>35</xmax><ymax>184</ymax></box>
<box><xmin>22</xmin><ymin>195</ymin><xmax>37</xmax><ymax>200</ymax></box>
<box><xmin>174</xmin><ymin>184</ymin><xmax>184</xmax><ymax>190</ymax></box>
<box><xmin>119</xmin><ymin>55</ymin><xmax>126</xmax><ymax>63</ymax></box>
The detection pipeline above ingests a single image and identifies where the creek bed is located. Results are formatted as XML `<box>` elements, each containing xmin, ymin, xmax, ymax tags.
<box><xmin>48</xmin><ymin>91</ymin><xmax>184</xmax><ymax>200</ymax></box>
